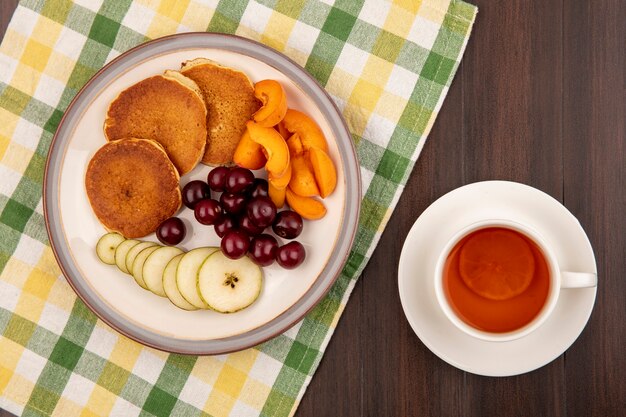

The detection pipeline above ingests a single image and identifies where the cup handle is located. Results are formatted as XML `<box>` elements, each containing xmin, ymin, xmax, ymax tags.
<box><xmin>560</xmin><ymin>271</ymin><xmax>597</xmax><ymax>288</ymax></box>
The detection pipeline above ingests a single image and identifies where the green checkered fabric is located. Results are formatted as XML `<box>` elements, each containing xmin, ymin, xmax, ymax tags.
<box><xmin>0</xmin><ymin>0</ymin><xmax>476</xmax><ymax>416</ymax></box>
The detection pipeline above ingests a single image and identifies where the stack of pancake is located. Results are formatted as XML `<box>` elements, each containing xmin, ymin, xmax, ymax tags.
<box><xmin>85</xmin><ymin>60</ymin><xmax>260</xmax><ymax>238</ymax></box>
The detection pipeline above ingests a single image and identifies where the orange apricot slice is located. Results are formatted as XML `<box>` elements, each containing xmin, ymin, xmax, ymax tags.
<box><xmin>286</xmin><ymin>134</ymin><xmax>318</xmax><ymax>197</ymax></box>
<box><xmin>289</xmin><ymin>154</ymin><xmax>320</xmax><ymax>197</ymax></box>
<box><xmin>309</xmin><ymin>147</ymin><xmax>337</xmax><ymax>198</ymax></box>
<box><xmin>276</xmin><ymin>120</ymin><xmax>290</xmax><ymax>140</ymax></box>
<box><xmin>253</xmin><ymin>80</ymin><xmax>288</xmax><ymax>127</ymax></box>
<box><xmin>286</xmin><ymin>133</ymin><xmax>304</xmax><ymax>156</ymax></box>
<box><xmin>246</xmin><ymin>121</ymin><xmax>290</xmax><ymax>177</ymax></box>
<box><xmin>285</xmin><ymin>188</ymin><xmax>326</xmax><ymax>220</ymax></box>
<box><xmin>269</xmin><ymin>163</ymin><xmax>292</xmax><ymax>190</ymax></box>
<box><xmin>233</xmin><ymin>130</ymin><xmax>267</xmax><ymax>170</ymax></box>
<box><xmin>459</xmin><ymin>229</ymin><xmax>535</xmax><ymax>301</ymax></box>
<box><xmin>268</xmin><ymin>181</ymin><xmax>286</xmax><ymax>208</ymax></box>
<box><xmin>282</xmin><ymin>109</ymin><xmax>328</xmax><ymax>152</ymax></box>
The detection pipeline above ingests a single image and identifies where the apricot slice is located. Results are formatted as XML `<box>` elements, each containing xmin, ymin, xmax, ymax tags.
<box><xmin>246</xmin><ymin>121</ymin><xmax>290</xmax><ymax>177</ymax></box>
<box><xmin>286</xmin><ymin>133</ymin><xmax>304</xmax><ymax>156</ymax></box>
<box><xmin>282</xmin><ymin>109</ymin><xmax>328</xmax><ymax>152</ymax></box>
<box><xmin>286</xmin><ymin>134</ymin><xmax>318</xmax><ymax>196</ymax></box>
<box><xmin>286</xmin><ymin>188</ymin><xmax>326</xmax><ymax>220</ymax></box>
<box><xmin>289</xmin><ymin>155</ymin><xmax>319</xmax><ymax>197</ymax></box>
<box><xmin>309</xmin><ymin>147</ymin><xmax>337</xmax><ymax>198</ymax></box>
<box><xmin>268</xmin><ymin>181</ymin><xmax>286</xmax><ymax>208</ymax></box>
<box><xmin>233</xmin><ymin>130</ymin><xmax>267</xmax><ymax>170</ymax></box>
<box><xmin>253</xmin><ymin>80</ymin><xmax>288</xmax><ymax>127</ymax></box>
<box><xmin>269</xmin><ymin>163</ymin><xmax>291</xmax><ymax>190</ymax></box>
<box><xmin>276</xmin><ymin>120</ymin><xmax>290</xmax><ymax>140</ymax></box>
<box><xmin>459</xmin><ymin>229</ymin><xmax>535</xmax><ymax>301</ymax></box>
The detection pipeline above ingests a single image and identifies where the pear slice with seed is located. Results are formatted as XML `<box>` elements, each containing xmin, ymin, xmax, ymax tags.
<box><xmin>198</xmin><ymin>251</ymin><xmax>262</xmax><ymax>313</ymax></box>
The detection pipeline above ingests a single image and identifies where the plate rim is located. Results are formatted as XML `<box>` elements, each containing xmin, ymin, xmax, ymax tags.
<box><xmin>43</xmin><ymin>32</ymin><xmax>361</xmax><ymax>355</ymax></box>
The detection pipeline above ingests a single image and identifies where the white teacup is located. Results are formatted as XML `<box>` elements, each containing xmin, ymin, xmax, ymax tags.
<box><xmin>434</xmin><ymin>219</ymin><xmax>597</xmax><ymax>342</ymax></box>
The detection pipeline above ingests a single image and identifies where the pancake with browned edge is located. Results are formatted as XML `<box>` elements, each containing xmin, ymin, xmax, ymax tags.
<box><xmin>104</xmin><ymin>71</ymin><xmax>207</xmax><ymax>175</ymax></box>
<box><xmin>85</xmin><ymin>139</ymin><xmax>182</xmax><ymax>238</ymax></box>
<box><xmin>180</xmin><ymin>58</ymin><xmax>260</xmax><ymax>166</ymax></box>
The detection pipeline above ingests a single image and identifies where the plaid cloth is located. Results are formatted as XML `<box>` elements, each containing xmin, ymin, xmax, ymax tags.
<box><xmin>0</xmin><ymin>0</ymin><xmax>476</xmax><ymax>416</ymax></box>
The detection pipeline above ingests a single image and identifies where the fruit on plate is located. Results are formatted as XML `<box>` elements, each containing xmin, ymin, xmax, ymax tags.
<box><xmin>286</xmin><ymin>132</ymin><xmax>337</xmax><ymax>200</ymax></box>
<box><xmin>289</xmin><ymin>160</ymin><xmax>319</xmax><ymax>200</ymax></box>
<box><xmin>272</xmin><ymin>210</ymin><xmax>303</xmax><ymax>239</ymax></box>
<box><xmin>114</xmin><ymin>239</ymin><xmax>140</xmax><ymax>273</ymax></box>
<box><xmin>239</xmin><ymin>214</ymin><xmax>265</xmax><ymax>236</ymax></box>
<box><xmin>176</xmin><ymin>247</ymin><xmax>219</xmax><ymax>309</ymax></box>
<box><xmin>143</xmin><ymin>246</ymin><xmax>184</xmax><ymax>297</ymax></box>
<box><xmin>225</xmin><ymin>167</ymin><xmax>255</xmax><ymax>194</ymax></box>
<box><xmin>220</xmin><ymin>192</ymin><xmax>247</xmax><ymax>214</ymax></box>
<box><xmin>246</xmin><ymin>196</ymin><xmax>277</xmax><ymax>228</ymax></box>
<box><xmin>96</xmin><ymin>233</ymin><xmax>125</xmax><ymax>265</ymax></box>
<box><xmin>198</xmin><ymin>250</ymin><xmax>263</xmax><ymax>313</ymax></box>
<box><xmin>234</xmin><ymin>80</ymin><xmax>337</xmax><ymax>219</ymax></box>
<box><xmin>246</xmin><ymin>121</ymin><xmax>290</xmax><ymax>178</ymax></box>
<box><xmin>308</xmin><ymin>146</ymin><xmax>337</xmax><ymax>198</ymax></box>
<box><xmin>233</xmin><ymin>130</ymin><xmax>266</xmax><ymax>170</ymax></box>
<box><xmin>267</xmin><ymin>163</ymin><xmax>291</xmax><ymax>208</ymax></box>
<box><xmin>156</xmin><ymin>217</ymin><xmax>186</xmax><ymax>246</ymax></box>
<box><xmin>162</xmin><ymin>254</ymin><xmax>197</xmax><ymax>310</ymax></box>
<box><xmin>276</xmin><ymin>120</ymin><xmax>290</xmax><ymax>139</ymax></box>
<box><xmin>125</xmin><ymin>241</ymin><xmax>158</xmax><ymax>275</ymax></box>
<box><xmin>194</xmin><ymin>199</ymin><xmax>223</xmax><ymax>225</ymax></box>
<box><xmin>285</xmin><ymin>188</ymin><xmax>327</xmax><ymax>220</ymax></box>
<box><xmin>131</xmin><ymin>245</ymin><xmax>161</xmax><ymax>289</ymax></box>
<box><xmin>207</xmin><ymin>166</ymin><xmax>230</xmax><ymax>192</ymax></box>
<box><xmin>214</xmin><ymin>215</ymin><xmax>237</xmax><ymax>238</ymax></box>
<box><xmin>182</xmin><ymin>180</ymin><xmax>211</xmax><ymax>209</ymax></box>
<box><xmin>281</xmin><ymin>109</ymin><xmax>328</xmax><ymax>152</ymax></box>
<box><xmin>276</xmin><ymin>241</ymin><xmax>306</xmax><ymax>269</ymax></box>
<box><xmin>249</xmin><ymin>178</ymin><xmax>269</xmax><ymax>198</ymax></box>
<box><xmin>268</xmin><ymin>181</ymin><xmax>286</xmax><ymax>208</ymax></box>
<box><xmin>268</xmin><ymin>163</ymin><xmax>291</xmax><ymax>190</ymax></box>
<box><xmin>221</xmin><ymin>230</ymin><xmax>250</xmax><ymax>260</ymax></box>
<box><xmin>248</xmin><ymin>234</ymin><xmax>278</xmax><ymax>267</ymax></box>
<box><xmin>252</xmin><ymin>79</ymin><xmax>288</xmax><ymax>128</ymax></box>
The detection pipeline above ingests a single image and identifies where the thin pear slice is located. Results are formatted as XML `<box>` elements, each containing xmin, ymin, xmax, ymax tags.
<box><xmin>131</xmin><ymin>245</ymin><xmax>161</xmax><ymax>290</ymax></box>
<box><xmin>143</xmin><ymin>246</ymin><xmax>183</xmax><ymax>296</ymax></box>
<box><xmin>176</xmin><ymin>247</ymin><xmax>219</xmax><ymax>309</ymax></box>
<box><xmin>114</xmin><ymin>239</ymin><xmax>140</xmax><ymax>273</ymax></box>
<box><xmin>198</xmin><ymin>251</ymin><xmax>262</xmax><ymax>313</ymax></box>
<box><xmin>125</xmin><ymin>241</ymin><xmax>158</xmax><ymax>274</ymax></box>
<box><xmin>163</xmin><ymin>254</ymin><xmax>197</xmax><ymax>310</ymax></box>
<box><xmin>96</xmin><ymin>233</ymin><xmax>125</xmax><ymax>265</ymax></box>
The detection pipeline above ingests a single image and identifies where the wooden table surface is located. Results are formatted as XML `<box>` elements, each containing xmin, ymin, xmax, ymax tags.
<box><xmin>1</xmin><ymin>0</ymin><xmax>625</xmax><ymax>416</ymax></box>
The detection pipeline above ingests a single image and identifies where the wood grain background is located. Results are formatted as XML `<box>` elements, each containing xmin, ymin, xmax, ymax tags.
<box><xmin>1</xmin><ymin>0</ymin><xmax>624</xmax><ymax>416</ymax></box>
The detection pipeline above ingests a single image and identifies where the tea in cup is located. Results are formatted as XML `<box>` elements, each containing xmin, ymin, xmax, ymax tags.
<box><xmin>434</xmin><ymin>219</ymin><xmax>597</xmax><ymax>342</ymax></box>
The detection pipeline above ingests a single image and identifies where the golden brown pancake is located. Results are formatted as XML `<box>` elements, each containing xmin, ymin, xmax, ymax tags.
<box><xmin>85</xmin><ymin>139</ymin><xmax>182</xmax><ymax>238</ymax></box>
<box><xmin>180</xmin><ymin>58</ymin><xmax>260</xmax><ymax>166</ymax></box>
<box><xmin>104</xmin><ymin>72</ymin><xmax>207</xmax><ymax>175</ymax></box>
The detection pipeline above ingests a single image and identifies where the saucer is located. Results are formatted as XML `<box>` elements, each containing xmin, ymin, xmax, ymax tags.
<box><xmin>397</xmin><ymin>181</ymin><xmax>597</xmax><ymax>376</ymax></box>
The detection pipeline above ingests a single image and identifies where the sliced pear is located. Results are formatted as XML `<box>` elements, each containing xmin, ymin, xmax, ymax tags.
<box><xmin>96</xmin><ymin>233</ymin><xmax>125</xmax><ymax>265</ymax></box>
<box><xmin>131</xmin><ymin>245</ymin><xmax>161</xmax><ymax>290</ymax></box>
<box><xmin>143</xmin><ymin>246</ymin><xmax>183</xmax><ymax>296</ymax></box>
<box><xmin>198</xmin><ymin>251</ymin><xmax>262</xmax><ymax>313</ymax></box>
<box><xmin>114</xmin><ymin>239</ymin><xmax>140</xmax><ymax>273</ymax></box>
<box><xmin>163</xmin><ymin>254</ymin><xmax>198</xmax><ymax>310</ymax></box>
<box><xmin>176</xmin><ymin>247</ymin><xmax>219</xmax><ymax>309</ymax></box>
<box><xmin>125</xmin><ymin>241</ymin><xmax>158</xmax><ymax>274</ymax></box>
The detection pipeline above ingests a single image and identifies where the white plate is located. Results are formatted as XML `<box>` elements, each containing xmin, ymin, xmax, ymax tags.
<box><xmin>398</xmin><ymin>181</ymin><xmax>597</xmax><ymax>376</ymax></box>
<box><xmin>44</xmin><ymin>33</ymin><xmax>360</xmax><ymax>354</ymax></box>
